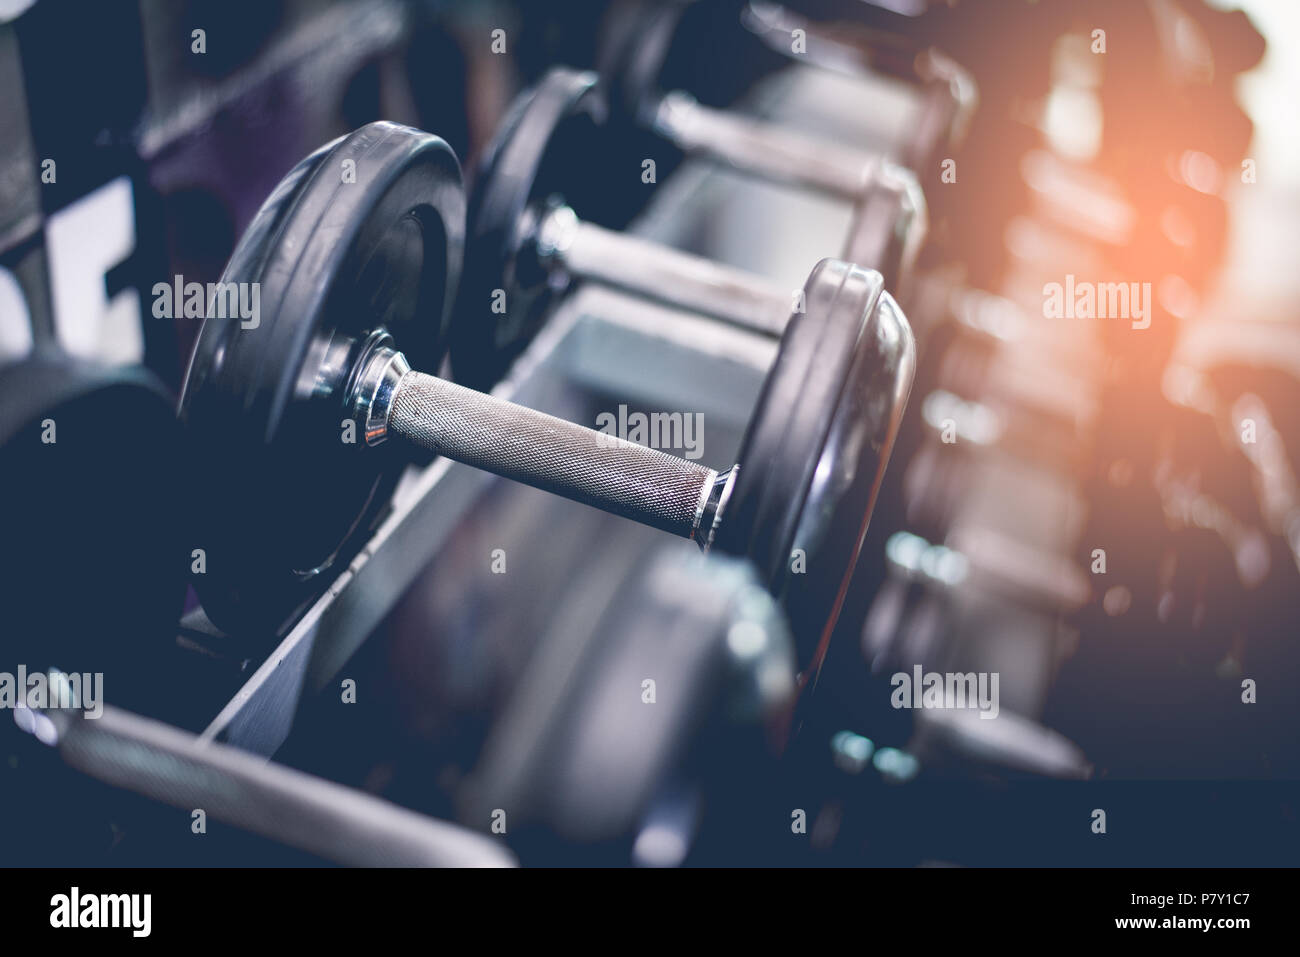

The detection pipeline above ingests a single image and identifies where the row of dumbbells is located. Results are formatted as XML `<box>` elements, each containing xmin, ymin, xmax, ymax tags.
<box><xmin>681</xmin><ymin>0</ymin><xmax>1292</xmax><ymax>861</ymax></box>
<box><xmin>4</xmin><ymin>0</ymin><xmax>1284</xmax><ymax>864</ymax></box>
<box><xmin>779</xmin><ymin>0</ymin><xmax>1291</xmax><ymax>806</ymax></box>
<box><xmin>2</xmin><ymin>19</ymin><xmax>947</xmax><ymax>860</ymax></box>
<box><xmin>0</xmin><ymin>0</ymin><xmax>1034</xmax><ymax>863</ymax></box>
<box><xmin>8</xmin><ymin>0</ymin><xmax>998</xmax><ymax>688</ymax></box>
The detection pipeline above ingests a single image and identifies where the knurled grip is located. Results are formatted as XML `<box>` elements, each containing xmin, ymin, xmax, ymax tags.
<box><xmin>388</xmin><ymin>371</ymin><xmax>717</xmax><ymax>538</ymax></box>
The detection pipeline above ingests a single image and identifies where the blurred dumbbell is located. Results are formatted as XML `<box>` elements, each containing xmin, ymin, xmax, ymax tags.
<box><xmin>459</xmin><ymin>543</ymin><xmax>796</xmax><ymax>863</ymax></box>
<box><xmin>598</xmin><ymin>1</ymin><xmax>977</xmax><ymax>180</ymax></box>
<box><xmin>1048</xmin><ymin>369</ymin><xmax>1278</xmax><ymax>774</ymax></box>
<box><xmin>455</xmin><ymin>67</ymin><xmax>920</xmax><ymax>386</ymax></box>
<box><xmin>596</xmin><ymin>2</ymin><xmax>930</xmax><ymax>283</ymax></box>
<box><xmin>856</xmin><ymin>530</ymin><xmax>1089</xmax><ymax>770</ymax></box>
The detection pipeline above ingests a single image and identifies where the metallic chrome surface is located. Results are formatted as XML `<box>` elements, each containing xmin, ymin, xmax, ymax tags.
<box><xmin>739</xmin><ymin>3</ymin><xmax>978</xmax><ymax>154</ymax></box>
<box><xmin>348</xmin><ymin>335</ymin><xmax>411</xmax><ymax>446</ymax></box>
<box><xmin>841</xmin><ymin>157</ymin><xmax>928</xmax><ymax>289</ymax></box>
<box><xmin>538</xmin><ymin>203</ymin><xmax>792</xmax><ymax>336</ymax></box>
<box><xmin>653</xmin><ymin>90</ymin><xmax>882</xmax><ymax>200</ymax></box>
<box><xmin>703</xmin><ymin>465</ymin><xmax>739</xmax><ymax>552</ymax></box>
<box><xmin>911</xmin><ymin>48</ymin><xmax>979</xmax><ymax>153</ymax></box>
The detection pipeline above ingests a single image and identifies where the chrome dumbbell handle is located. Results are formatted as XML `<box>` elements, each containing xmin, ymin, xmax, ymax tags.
<box><xmin>651</xmin><ymin>90</ymin><xmax>884</xmax><ymax>200</ymax></box>
<box><xmin>648</xmin><ymin>90</ymin><xmax>928</xmax><ymax>277</ymax></box>
<box><xmin>364</xmin><ymin>350</ymin><xmax>735</xmax><ymax>544</ymax></box>
<box><xmin>737</xmin><ymin>3</ymin><xmax>978</xmax><ymax>159</ymax></box>
<box><xmin>536</xmin><ymin>203</ymin><xmax>792</xmax><ymax>336</ymax></box>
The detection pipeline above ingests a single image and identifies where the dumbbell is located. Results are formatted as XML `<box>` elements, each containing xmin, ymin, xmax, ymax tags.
<box><xmin>454</xmin><ymin>67</ymin><xmax>916</xmax><ymax>389</ymax></box>
<box><xmin>594</xmin><ymin>4</ymin><xmax>929</xmax><ymax>288</ymax></box>
<box><xmin>460</xmin><ymin>541</ymin><xmax>796</xmax><ymax>862</ymax></box>
<box><xmin>179</xmin><ymin>121</ymin><xmax>915</xmax><ymax>687</ymax></box>
<box><xmin>599</xmin><ymin>3</ymin><xmax>1063</xmax><ymax>415</ymax></box>
<box><xmin>734</xmin><ymin>0</ymin><xmax>979</xmax><ymax>177</ymax></box>
<box><xmin>595</xmin><ymin>0</ymin><xmax>967</xmax><ymax>195</ymax></box>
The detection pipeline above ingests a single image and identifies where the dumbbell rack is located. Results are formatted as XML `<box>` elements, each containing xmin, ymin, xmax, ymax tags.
<box><xmin>188</xmin><ymin>63</ymin><xmax>915</xmax><ymax>760</ymax></box>
<box><xmin>91</xmin><ymin>56</ymin><xmax>1092</xmax><ymax>864</ymax></box>
<box><xmin>4</xmin><ymin>0</ymin><xmax>1290</xmax><ymax>877</ymax></box>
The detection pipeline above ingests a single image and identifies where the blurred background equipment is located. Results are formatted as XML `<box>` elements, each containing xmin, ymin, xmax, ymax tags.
<box><xmin>1</xmin><ymin>0</ymin><xmax>1297</xmax><ymax>868</ymax></box>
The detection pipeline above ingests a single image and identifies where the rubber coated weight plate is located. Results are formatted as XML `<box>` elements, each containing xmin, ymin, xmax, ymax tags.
<box><xmin>598</xmin><ymin>0</ymin><xmax>926</xmax><ymax>295</ymax></box>
<box><xmin>0</xmin><ymin>355</ymin><xmax>186</xmax><ymax>706</ymax></box>
<box><xmin>715</xmin><ymin>259</ymin><xmax>914</xmax><ymax>679</ymax></box>
<box><xmin>600</xmin><ymin>0</ymin><xmax>764</xmax><ymax>123</ymax></box>
<box><xmin>452</xmin><ymin>69</ymin><xmax>608</xmax><ymax>390</ymax></box>
<box><xmin>843</xmin><ymin>166</ymin><xmax>927</xmax><ymax>294</ymax></box>
<box><xmin>462</xmin><ymin>543</ymin><xmax>794</xmax><ymax>854</ymax></box>
<box><xmin>598</xmin><ymin>0</ymin><xmax>689</xmax><ymax>122</ymax></box>
<box><xmin>180</xmin><ymin>122</ymin><xmax>465</xmax><ymax>635</ymax></box>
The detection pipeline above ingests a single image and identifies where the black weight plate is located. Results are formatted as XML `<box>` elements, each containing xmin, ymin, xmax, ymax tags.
<box><xmin>597</xmin><ymin>0</ymin><xmax>689</xmax><ymax>121</ymax></box>
<box><xmin>451</xmin><ymin>68</ymin><xmax>607</xmax><ymax>391</ymax></box>
<box><xmin>842</xmin><ymin>166</ymin><xmax>927</xmax><ymax>294</ymax></box>
<box><xmin>461</xmin><ymin>543</ymin><xmax>794</xmax><ymax>855</ymax></box>
<box><xmin>0</xmin><ymin>354</ymin><xmax>186</xmax><ymax>708</ymax></box>
<box><xmin>179</xmin><ymin>122</ymin><xmax>465</xmax><ymax>636</ymax></box>
<box><xmin>714</xmin><ymin>259</ymin><xmax>914</xmax><ymax>681</ymax></box>
<box><xmin>600</xmin><ymin>0</ymin><xmax>768</xmax><ymax>121</ymax></box>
